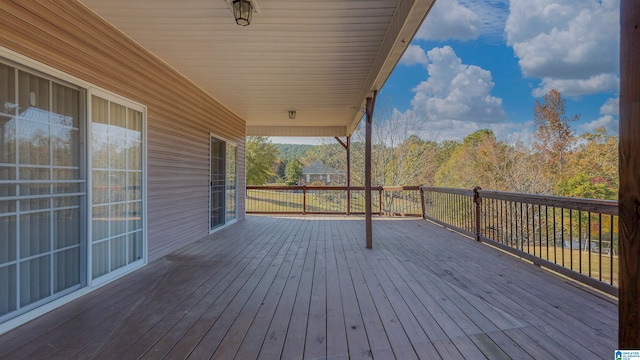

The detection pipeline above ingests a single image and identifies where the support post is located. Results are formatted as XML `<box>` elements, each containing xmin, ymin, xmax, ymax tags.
<box><xmin>303</xmin><ymin>185</ymin><xmax>307</xmax><ymax>215</ymax></box>
<box><xmin>346</xmin><ymin>135</ymin><xmax>351</xmax><ymax>215</ymax></box>
<box><xmin>420</xmin><ymin>186</ymin><xmax>426</xmax><ymax>219</ymax></box>
<box><xmin>473</xmin><ymin>186</ymin><xmax>482</xmax><ymax>242</ymax></box>
<box><xmin>335</xmin><ymin>136</ymin><xmax>351</xmax><ymax>215</ymax></box>
<box><xmin>365</xmin><ymin>91</ymin><xmax>377</xmax><ymax>249</ymax></box>
<box><xmin>619</xmin><ymin>0</ymin><xmax>640</xmax><ymax>348</ymax></box>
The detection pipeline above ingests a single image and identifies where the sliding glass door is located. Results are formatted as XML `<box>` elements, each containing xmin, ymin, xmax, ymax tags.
<box><xmin>91</xmin><ymin>94</ymin><xmax>144</xmax><ymax>283</ymax></box>
<box><xmin>0</xmin><ymin>56</ymin><xmax>146</xmax><ymax>324</ymax></box>
<box><xmin>210</xmin><ymin>135</ymin><xmax>236</xmax><ymax>231</ymax></box>
<box><xmin>0</xmin><ymin>64</ymin><xmax>85</xmax><ymax>321</ymax></box>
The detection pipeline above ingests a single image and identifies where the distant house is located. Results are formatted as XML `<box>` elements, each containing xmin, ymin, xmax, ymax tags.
<box><xmin>300</xmin><ymin>162</ymin><xmax>345</xmax><ymax>185</ymax></box>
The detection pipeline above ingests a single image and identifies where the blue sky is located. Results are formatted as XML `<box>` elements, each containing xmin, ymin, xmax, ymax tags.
<box><xmin>272</xmin><ymin>0</ymin><xmax>620</xmax><ymax>144</ymax></box>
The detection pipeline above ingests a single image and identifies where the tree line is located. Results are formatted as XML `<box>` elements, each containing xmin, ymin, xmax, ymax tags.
<box><xmin>246</xmin><ymin>90</ymin><xmax>618</xmax><ymax>200</ymax></box>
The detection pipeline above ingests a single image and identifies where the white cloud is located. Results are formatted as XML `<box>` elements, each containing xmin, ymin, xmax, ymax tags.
<box><xmin>580</xmin><ymin>97</ymin><xmax>619</xmax><ymax>134</ymax></box>
<box><xmin>505</xmin><ymin>0</ymin><xmax>619</xmax><ymax>96</ymax></box>
<box><xmin>409</xmin><ymin>46</ymin><xmax>507</xmax><ymax>124</ymax></box>
<box><xmin>411</xmin><ymin>118</ymin><xmax>530</xmax><ymax>142</ymax></box>
<box><xmin>532</xmin><ymin>74</ymin><xmax>620</xmax><ymax>97</ymax></box>
<box><xmin>392</xmin><ymin>46</ymin><xmax>509</xmax><ymax>140</ymax></box>
<box><xmin>581</xmin><ymin>115</ymin><xmax>618</xmax><ymax>134</ymax></box>
<box><xmin>400</xmin><ymin>45</ymin><xmax>428</xmax><ymax>66</ymax></box>
<box><xmin>416</xmin><ymin>0</ymin><xmax>481</xmax><ymax>41</ymax></box>
<box><xmin>600</xmin><ymin>97</ymin><xmax>619</xmax><ymax>116</ymax></box>
<box><xmin>416</xmin><ymin>0</ymin><xmax>509</xmax><ymax>41</ymax></box>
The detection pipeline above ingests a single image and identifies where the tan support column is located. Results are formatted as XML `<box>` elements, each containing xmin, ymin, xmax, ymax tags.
<box><xmin>365</xmin><ymin>90</ymin><xmax>377</xmax><ymax>249</ymax></box>
<box><xmin>619</xmin><ymin>0</ymin><xmax>640</xmax><ymax>348</ymax></box>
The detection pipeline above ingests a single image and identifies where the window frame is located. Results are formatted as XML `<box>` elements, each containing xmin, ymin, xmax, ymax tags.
<box><xmin>209</xmin><ymin>133</ymin><xmax>238</xmax><ymax>233</ymax></box>
<box><xmin>87</xmin><ymin>87</ymin><xmax>148</xmax><ymax>287</ymax></box>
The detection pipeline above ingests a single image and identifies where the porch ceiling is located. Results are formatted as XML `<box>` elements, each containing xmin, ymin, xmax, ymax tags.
<box><xmin>79</xmin><ymin>0</ymin><xmax>435</xmax><ymax>137</ymax></box>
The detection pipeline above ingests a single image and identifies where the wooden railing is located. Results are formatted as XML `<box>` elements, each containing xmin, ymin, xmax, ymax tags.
<box><xmin>420</xmin><ymin>186</ymin><xmax>619</xmax><ymax>296</ymax></box>
<box><xmin>246</xmin><ymin>185</ymin><xmax>422</xmax><ymax>217</ymax></box>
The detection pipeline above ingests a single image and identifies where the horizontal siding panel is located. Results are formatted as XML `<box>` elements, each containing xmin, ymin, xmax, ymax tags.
<box><xmin>0</xmin><ymin>2</ymin><xmax>246</xmax><ymax>262</ymax></box>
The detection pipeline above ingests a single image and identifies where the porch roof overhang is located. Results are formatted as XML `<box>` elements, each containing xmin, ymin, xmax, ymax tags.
<box><xmin>79</xmin><ymin>0</ymin><xmax>435</xmax><ymax>137</ymax></box>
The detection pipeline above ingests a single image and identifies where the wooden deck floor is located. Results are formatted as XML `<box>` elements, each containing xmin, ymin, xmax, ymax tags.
<box><xmin>0</xmin><ymin>216</ymin><xmax>617</xmax><ymax>359</ymax></box>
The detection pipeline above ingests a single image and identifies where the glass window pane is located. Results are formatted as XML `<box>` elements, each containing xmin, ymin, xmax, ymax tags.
<box><xmin>20</xmin><ymin>166</ymin><xmax>49</xmax><ymax>181</ymax></box>
<box><xmin>91</xmin><ymin>131</ymin><xmax>109</xmax><ymax>169</ymax></box>
<box><xmin>226</xmin><ymin>144</ymin><xmax>236</xmax><ymax>222</ymax></box>
<box><xmin>92</xmin><ymin>170</ymin><xmax>109</xmax><ymax>205</ymax></box>
<box><xmin>53</xmin><ymin>168</ymin><xmax>79</xmax><ymax>181</ymax></box>
<box><xmin>91</xmin><ymin>96</ymin><xmax>108</xmax><ymax>125</ymax></box>
<box><xmin>0</xmin><ymin>64</ymin><xmax>16</xmax><ymax>115</ymax></box>
<box><xmin>126</xmin><ymin>109</ymin><xmax>142</xmax><ymax>133</ymax></box>
<box><xmin>127</xmin><ymin>201</ymin><xmax>141</xmax><ymax>231</ymax></box>
<box><xmin>51</xmin><ymin>127</ymin><xmax>78</xmax><ymax>167</ymax></box>
<box><xmin>127</xmin><ymin>172</ymin><xmax>141</xmax><ymax>201</ymax></box>
<box><xmin>0</xmin><ymin>201</ymin><xmax>16</xmax><ymax>214</ymax></box>
<box><xmin>110</xmin><ymin>235</ymin><xmax>127</xmax><ymax>271</ymax></box>
<box><xmin>18</xmin><ymin>71</ymin><xmax>49</xmax><ymax>116</ymax></box>
<box><xmin>91</xmin><ymin>95</ymin><xmax>144</xmax><ymax>281</ymax></box>
<box><xmin>0</xmin><ymin>215</ymin><xmax>16</xmax><ymax>263</ymax></box>
<box><xmin>0</xmin><ymin>116</ymin><xmax>16</xmax><ymax>164</ymax></box>
<box><xmin>109</xmin><ymin>103</ymin><xmax>126</xmax><ymax>138</ymax></box>
<box><xmin>20</xmin><ymin>212</ymin><xmax>51</xmax><ymax>257</ymax></box>
<box><xmin>0</xmin><ymin>166</ymin><xmax>16</xmax><ymax>197</ymax></box>
<box><xmin>54</xmin><ymin>247</ymin><xmax>79</xmax><ymax>293</ymax></box>
<box><xmin>51</xmin><ymin>83</ymin><xmax>79</xmax><ymax>128</ymax></box>
<box><xmin>1</xmin><ymin>65</ymin><xmax>85</xmax><ymax>321</ymax></box>
<box><xmin>20</xmin><ymin>255</ymin><xmax>50</xmax><ymax>307</ymax></box>
<box><xmin>54</xmin><ymin>196</ymin><xmax>79</xmax><ymax>209</ymax></box>
<box><xmin>92</xmin><ymin>241</ymin><xmax>109</xmax><ymax>279</ymax></box>
<box><xmin>18</xmin><ymin>120</ymin><xmax>50</xmax><ymax>165</ymax></box>
<box><xmin>127</xmin><ymin>140</ymin><xmax>141</xmax><ymax>170</ymax></box>
<box><xmin>54</xmin><ymin>208</ymin><xmax>79</xmax><ymax>249</ymax></box>
<box><xmin>92</xmin><ymin>205</ymin><xmax>109</xmax><ymax>242</ymax></box>
<box><xmin>110</xmin><ymin>204</ymin><xmax>126</xmax><ymax>236</ymax></box>
<box><xmin>0</xmin><ymin>264</ymin><xmax>17</xmax><ymax>316</ymax></box>
<box><xmin>20</xmin><ymin>197</ymin><xmax>50</xmax><ymax>212</ymax></box>
<box><xmin>110</xmin><ymin>138</ymin><xmax>126</xmax><ymax>170</ymax></box>
<box><xmin>110</xmin><ymin>171</ymin><xmax>126</xmax><ymax>202</ymax></box>
<box><xmin>127</xmin><ymin>232</ymin><xmax>143</xmax><ymax>263</ymax></box>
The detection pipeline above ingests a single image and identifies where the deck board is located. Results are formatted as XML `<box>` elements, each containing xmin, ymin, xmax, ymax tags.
<box><xmin>0</xmin><ymin>216</ymin><xmax>618</xmax><ymax>359</ymax></box>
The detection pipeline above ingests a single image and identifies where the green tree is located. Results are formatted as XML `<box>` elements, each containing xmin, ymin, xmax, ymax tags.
<box><xmin>274</xmin><ymin>159</ymin><xmax>288</xmax><ymax>182</ymax></box>
<box><xmin>434</xmin><ymin>130</ymin><xmax>552</xmax><ymax>193</ymax></box>
<box><xmin>246</xmin><ymin>136</ymin><xmax>279</xmax><ymax>185</ymax></box>
<box><xmin>558</xmin><ymin>127</ymin><xmax>618</xmax><ymax>199</ymax></box>
<box><xmin>285</xmin><ymin>159</ymin><xmax>304</xmax><ymax>185</ymax></box>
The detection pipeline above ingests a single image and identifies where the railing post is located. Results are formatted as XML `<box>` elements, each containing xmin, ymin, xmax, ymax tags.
<box><xmin>379</xmin><ymin>187</ymin><xmax>383</xmax><ymax>215</ymax></box>
<box><xmin>420</xmin><ymin>186</ymin><xmax>426</xmax><ymax>219</ymax></box>
<box><xmin>303</xmin><ymin>185</ymin><xmax>307</xmax><ymax>215</ymax></box>
<box><xmin>474</xmin><ymin>186</ymin><xmax>482</xmax><ymax>242</ymax></box>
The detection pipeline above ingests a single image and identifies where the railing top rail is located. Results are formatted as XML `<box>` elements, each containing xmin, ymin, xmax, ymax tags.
<box><xmin>247</xmin><ymin>185</ymin><xmax>352</xmax><ymax>191</ymax></box>
<box><xmin>478</xmin><ymin>189</ymin><xmax>618</xmax><ymax>215</ymax></box>
<box><xmin>381</xmin><ymin>185</ymin><xmax>420</xmax><ymax>191</ymax></box>
<box><xmin>420</xmin><ymin>186</ymin><xmax>475</xmax><ymax>196</ymax></box>
<box><xmin>247</xmin><ymin>185</ymin><xmax>420</xmax><ymax>191</ymax></box>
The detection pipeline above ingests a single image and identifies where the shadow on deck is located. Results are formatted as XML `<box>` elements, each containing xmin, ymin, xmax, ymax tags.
<box><xmin>0</xmin><ymin>216</ymin><xmax>617</xmax><ymax>359</ymax></box>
